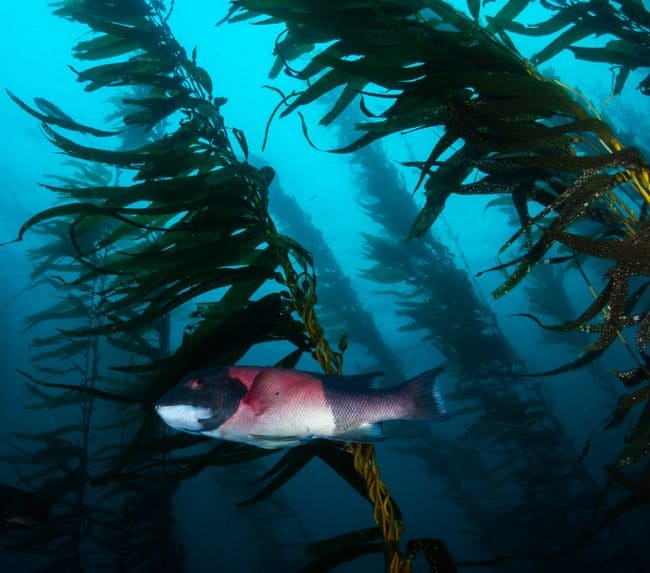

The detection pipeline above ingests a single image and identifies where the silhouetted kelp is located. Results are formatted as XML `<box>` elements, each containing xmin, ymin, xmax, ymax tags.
<box><xmin>1</xmin><ymin>153</ymin><xmax>186</xmax><ymax>570</ymax></box>
<box><xmin>267</xmin><ymin>174</ymin><xmax>404</xmax><ymax>380</ymax></box>
<box><xmin>1</xmin><ymin>164</ymin><xmax>116</xmax><ymax>571</ymax></box>
<box><xmin>3</xmin><ymin>0</ymin><xmax>650</xmax><ymax>572</ymax></box>
<box><xmin>341</xmin><ymin>117</ymin><xmax>519</xmax><ymax>376</ymax></box>
<box><xmin>342</xmin><ymin>131</ymin><xmax>644</xmax><ymax>564</ymax></box>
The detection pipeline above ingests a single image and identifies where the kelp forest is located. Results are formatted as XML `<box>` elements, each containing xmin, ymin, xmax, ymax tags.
<box><xmin>0</xmin><ymin>0</ymin><xmax>648</xmax><ymax>572</ymax></box>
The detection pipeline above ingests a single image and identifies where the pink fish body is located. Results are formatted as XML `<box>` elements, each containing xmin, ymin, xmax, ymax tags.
<box><xmin>155</xmin><ymin>366</ymin><xmax>448</xmax><ymax>449</ymax></box>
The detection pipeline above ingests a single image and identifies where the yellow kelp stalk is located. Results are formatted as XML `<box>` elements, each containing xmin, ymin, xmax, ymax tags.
<box><xmin>348</xmin><ymin>442</ymin><xmax>406</xmax><ymax>572</ymax></box>
<box><xmin>275</xmin><ymin>251</ymin><xmax>409</xmax><ymax>572</ymax></box>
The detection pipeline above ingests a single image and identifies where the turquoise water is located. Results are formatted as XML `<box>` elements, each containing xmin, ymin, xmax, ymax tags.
<box><xmin>0</xmin><ymin>1</ymin><xmax>648</xmax><ymax>572</ymax></box>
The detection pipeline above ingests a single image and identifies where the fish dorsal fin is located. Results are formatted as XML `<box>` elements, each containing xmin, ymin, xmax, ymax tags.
<box><xmin>243</xmin><ymin>368</ymin><xmax>281</xmax><ymax>415</ymax></box>
<box><xmin>316</xmin><ymin>371</ymin><xmax>385</xmax><ymax>391</ymax></box>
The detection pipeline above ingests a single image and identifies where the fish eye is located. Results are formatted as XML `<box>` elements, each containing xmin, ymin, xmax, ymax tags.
<box><xmin>188</xmin><ymin>377</ymin><xmax>205</xmax><ymax>390</ymax></box>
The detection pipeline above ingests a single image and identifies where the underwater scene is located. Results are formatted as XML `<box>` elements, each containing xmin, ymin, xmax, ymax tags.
<box><xmin>0</xmin><ymin>0</ymin><xmax>649</xmax><ymax>572</ymax></box>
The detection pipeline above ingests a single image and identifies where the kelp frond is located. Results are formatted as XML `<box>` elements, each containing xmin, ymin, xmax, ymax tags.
<box><xmin>487</xmin><ymin>0</ymin><xmax>650</xmax><ymax>96</ymax></box>
<box><xmin>6</xmin><ymin>1</ymin><xmax>419</xmax><ymax>572</ymax></box>
<box><xmin>223</xmin><ymin>0</ymin><xmax>649</xmax><ymax>366</ymax></box>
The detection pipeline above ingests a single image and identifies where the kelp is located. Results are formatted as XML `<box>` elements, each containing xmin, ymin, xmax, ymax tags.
<box><xmin>237</xmin><ymin>441</ymin><xmax>374</xmax><ymax>507</ymax></box>
<box><xmin>294</xmin><ymin>528</ymin><xmax>384</xmax><ymax>572</ymax></box>
<box><xmin>340</xmin><ymin>102</ymin><xmax>635</xmax><ymax>560</ymax></box>
<box><xmin>12</xmin><ymin>0</ymin><xmax>315</xmax><ymax>419</ymax></box>
<box><xmin>267</xmin><ymin>173</ymin><xmax>404</xmax><ymax>380</ymax></box>
<box><xmin>4</xmin><ymin>1</ymin><xmax>419</xmax><ymax>572</ymax></box>
<box><xmin>350</xmin><ymin>137</ymin><xmax>519</xmax><ymax>377</ymax></box>
<box><xmin>5</xmin><ymin>0</ymin><xmax>650</xmax><ymax>570</ymax></box>
<box><xmin>487</xmin><ymin>0</ymin><xmax>650</xmax><ymax>96</ymax></box>
<box><xmin>224</xmin><ymin>0</ymin><xmax>649</xmax><ymax>369</ymax></box>
<box><xmin>4</xmin><ymin>146</ymin><xmax>189</xmax><ymax>571</ymax></box>
<box><xmin>6</xmin><ymin>90</ymin><xmax>120</xmax><ymax>136</ymax></box>
<box><xmin>5</xmin><ymin>258</ymin><xmax>116</xmax><ymax>569</ymax></box>
<box><xmin>5</xmin><ymin>2</ymin><xmax>273</xmax><ymax>567</ymax></box>
<box><xmin>210</xmin><ymin>457</ymin><xmax>311</xmax><ymax>572</ymax></box>
<box><xmin>221</xmin><ymin>1</ymin><xmax>650</xmax><ymax>501</ymax></box>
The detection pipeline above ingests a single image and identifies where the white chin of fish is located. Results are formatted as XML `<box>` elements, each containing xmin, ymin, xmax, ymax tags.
<box><xmin>156</xmin><ymin>404</ymin><xmax>212</xmax><ymax>433</ymax></box>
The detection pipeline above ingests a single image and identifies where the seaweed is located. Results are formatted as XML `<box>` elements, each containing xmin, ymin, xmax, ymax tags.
<box><xmin>346</xmin><ymin>132</ymin><xmax>629</xmax><ymax>560</ymax></box>
<box><xmin>348</xmin><ymin>131</ymin><xmax>519</xmax><ymax>378</ymax></box>
<box><xmin>224</xmin><ymin>0</ymin><xmax>649</xmax><ymax>366</ymax></box>
<box><xmin>488</xmin><ymin>0</ymin><xmax>650</xmax><ymax>96</ymax></box>
<box><xmin>2</xmin><ymin>145</ymin><xmax>187</xmax><ymax>569</ymax></box>
<box><xmin>267</xmin><ymin>172</ymin><xmax>404</xmax><ymax>379</ymax></box>
<box><xmin>4</xmin><ymin>0</ymin><xmax>650</xmax><ymax>571</ymax></box>
<box><xmin>2</xmin><ymin>1</ymin><xmax>415</xmax><ymax>571</ymax></box>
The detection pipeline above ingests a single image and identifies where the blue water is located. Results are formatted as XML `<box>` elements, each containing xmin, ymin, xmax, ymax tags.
<box><xmin>1</xmin><ymin>1</ymin><xmax>648</xmax><ymax>572</ymax></box>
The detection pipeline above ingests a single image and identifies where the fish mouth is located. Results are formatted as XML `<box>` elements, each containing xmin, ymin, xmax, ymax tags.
<box><xmin>155</xmin><ymin>403</ymin><xmax>212</xmax><ymax>433</ymax></box>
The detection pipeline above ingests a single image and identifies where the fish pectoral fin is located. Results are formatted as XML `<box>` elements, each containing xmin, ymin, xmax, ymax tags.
<box><xmin>330</xmin><ymin>422</ymin><xmax>384</xmax><ymax>443</ymax></box>
<box><xmin>243</xmin><ymin>368</ymin><xmax>282</xmax><ymax>415</ymax></box>
<box><xmin>249</xmin><ymin>434</ymin><xmax>305</xmax><ymax>449</ymax></box>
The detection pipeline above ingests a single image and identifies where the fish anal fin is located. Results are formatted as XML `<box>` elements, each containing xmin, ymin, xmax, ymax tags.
<box><xmin>243</xmin><ymin>368</ymin><xmax>281</xmax><ymax>415</ymax></box>
<box><xmin>249</xmin><ymin>434</ymin><xmax>305</xmax><ymax>449</ymax></box>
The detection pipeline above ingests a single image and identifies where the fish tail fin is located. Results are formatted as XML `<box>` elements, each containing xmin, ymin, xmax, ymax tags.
<box><xmin>406</xmin><ymin>367</ymin><xmax>449</xmax><ymax>421</ymax></box>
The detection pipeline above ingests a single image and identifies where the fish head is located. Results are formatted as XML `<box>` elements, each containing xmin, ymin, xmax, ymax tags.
<box><xmin>155</xmin><ymin>368</ymin><xmax>246</xmax><ymax>434</ymax></box>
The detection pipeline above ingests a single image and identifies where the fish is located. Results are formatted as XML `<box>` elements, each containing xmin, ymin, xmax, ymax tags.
<box><xmin>155</xmin><ymin>366</ymin><xmax>449</xmax><ymax>449</ymax></box>
<box><xmin>33</xmin><ymin>97</ymin><xmax>76</xmax><ymax>124</ymax></box>
<box><xmin>0</xmin><ymin>484</ymin><xmax>50</xmax><ymax>531</ymax></box>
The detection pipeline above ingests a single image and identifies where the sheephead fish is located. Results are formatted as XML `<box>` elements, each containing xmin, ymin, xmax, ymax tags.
<box><xmin>155</xmin><ymin>366</ymin><xmax>449</xmax><ymax>449</ymax></box>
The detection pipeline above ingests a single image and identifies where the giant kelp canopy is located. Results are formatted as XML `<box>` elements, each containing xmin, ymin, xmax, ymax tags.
<box><xmin>224</xmin><ymin>0</ymin><xmax>648</xmax><ymax>339</ymax></box>
<box><xmin>2</xmin><ymin>0</ymin><xmax>650</xmax><ymax>572</ymax></box>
